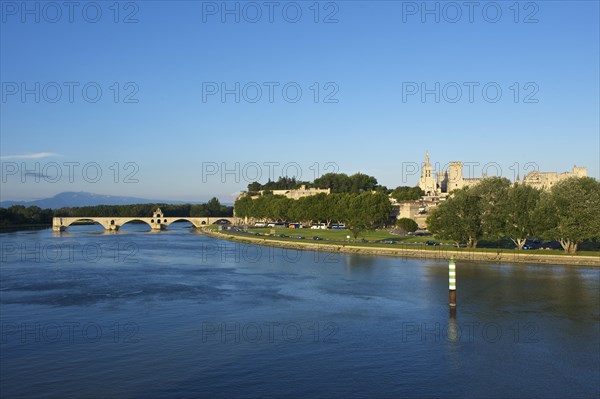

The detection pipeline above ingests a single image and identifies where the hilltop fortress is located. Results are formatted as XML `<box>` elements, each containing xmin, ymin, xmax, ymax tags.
<box><xmin>246</xmin><ymin>185</ymin><xmax>331</xmax><ymax>200</ymax></box>
<box><xmin>418</xmin><ymin>151</ymin><xmax>587</xmax><ymax>196</ymax></box>
<box><xmin>404</xmin><ymin>151</ymin><xmax>589</xmax><ymax>227</ymax></box>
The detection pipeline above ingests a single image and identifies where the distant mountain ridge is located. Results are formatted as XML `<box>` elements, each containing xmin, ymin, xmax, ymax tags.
<box><xmin>0</xmin><ymin>192</ymin><xmax>193</xmax><ymax>209</ymax></box>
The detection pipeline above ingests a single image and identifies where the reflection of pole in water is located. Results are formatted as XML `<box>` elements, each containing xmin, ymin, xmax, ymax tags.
<box><xmin>448</xmin><ymin>307</ymin><xmax>458</xmax><ymax>342</ymax></box>
<box><xmin>446</xmin><ymin>260</ymin><xmax>460</xmax><ymax>369</ymax></box>
<box><xmin>449</xmin><ymin>257</ymin><xmax>457</xmax><ymax>307</ymax></box>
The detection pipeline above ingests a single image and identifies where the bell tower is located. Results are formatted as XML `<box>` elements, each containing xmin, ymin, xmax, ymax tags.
<box><xmin>419</xmin><ymin>151</ymin><xmax>438</xmax><ymax>196</ymax></box>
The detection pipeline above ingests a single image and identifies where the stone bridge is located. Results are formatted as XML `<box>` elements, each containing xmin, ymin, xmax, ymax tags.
<box><xmin>52</xmin><ymin>208</ymin><xmax>238</xmax><ymax>231</ymax></box>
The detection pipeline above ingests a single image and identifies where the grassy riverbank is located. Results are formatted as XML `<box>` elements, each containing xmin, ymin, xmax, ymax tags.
<box><xmin>200</xmin><ymin>227</ymin><xmax>600</xmax><ymax>266</ymax></box>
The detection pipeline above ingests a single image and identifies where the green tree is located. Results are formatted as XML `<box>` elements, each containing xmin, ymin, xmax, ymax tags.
<box><xmin>391</xmin><ymin>186</ymin><xmax>424</xmax><ymax>201</ymax></box>
<box><xmin>345</xmin><ymin>192</ymin><xmax>391</xmax><ymax>239</ymax></box>
<box><xmin>313</xmin><ymin>194</ymin><xmax>328</xmax><ymax>224</ymax></box>
<box><xmin>503</xmin><ymin>183</ymin><xmax>541</xmax><ymax>250</ymax></box>
<box><xmin>534</xmin><ymin>177</ymin><xmax>600</xmax><ymax>254</ymax></box>
<box><xmin>349</xmin><ymin>173</ymin><xmax>379</xmax><ymax>193</ymax></box>
<box><xmin>471</xmin><ymin>177</ymin><xmax>511</xmax><ymax>240</ymax></box>
<box><xmin>427</xmin><ymin>187</ymin><xmax>482</xmax><ymax>248</ymax></box>
<box><xmin>0</xmin><ymin>205</ymin><xmax>54</xmax><ymax>226</ymax></box>
<box><xmin>346</xmin><ymin>195</ymin><xmax>370</xmax><ymax>239</ymax></box>
<box><xmin>427</xmin><ymin>199</ymin><xmax>463</xmax><ymax>247</ymax></box>
<box><xmin>247</xmin><ymin>182</ymin><xmax>262</xmax><ymax>192</ymax></box>
<box><xmin>206</xmin><ymin>197</ymin><xmax>222</xmax><ymax>216</ymax></box>
<box><xmin>313</xmin><ymin>172</ymin><xmax>382</xmax><ymax>193</ymax></box>
<box><xmin>368</xmin><ymin>192</ymin><xmax>393</xmax><ymax>227</ymax></box>
<box><xmin>313</xmin><ymin>173</ymin><xmax>352</xmax><ymax>193</ymax></box>
<box><xmin>267</xmin><ymin>195</ymin><xmax>289</xmax><ymax>222</ymax></box>
<box><xmin>235</xmin><ymin>195</ymin><xmax>254</xmax><ymax>219</ymax></box>
<box><xmin>396</xmin><ymin>218</ymin><xmax>418</xmax><ymax>232</ymax></box>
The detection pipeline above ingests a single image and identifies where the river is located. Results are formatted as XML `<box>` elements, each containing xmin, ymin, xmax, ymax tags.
<box><xmin>1</xmin><ymin>222</ymin><xmax>598</xmax><ymax>398</ymax></box>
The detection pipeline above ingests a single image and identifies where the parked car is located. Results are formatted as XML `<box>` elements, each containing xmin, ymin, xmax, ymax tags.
<box><xmin>522</xmin><ymin>244</ymin><xmax>540</xmax><ymax>250</ymax></box>
<box><xmin>382</xmin><ymin>240</ymin><xmax>395</xmax><ymax>244</ymax></box>
<box><xmin>255</xmin><ymin>222</ymin><xmax>266</xmax><ymax>227</ymax></box>
<box><xmin>313</xmin><ymin>236</ymin><xmax>323</xmax><ymax>241</ymax></box>
<box><xmin>310</xmin><ymin>224</ymin><xmax>327</xmax><ymax>230</ymax></box>
<box><xmin>412</xmin><ymin>231</ymin><xmax>429</xmax><ymax>236</ymax></box>
<box><xmin>294</xmin><ymin>235</ymin><xmax>304</xmax><ymax>239</ymax></box>
<box><xmin>279</xmin><ymin>234</ymin><xmax>289</xmax><ymax>238</ymax></box>
<box><xmin>426</xmin><ymin>240</ymin><xmax>439</xmax><ymax>246</ymax></box>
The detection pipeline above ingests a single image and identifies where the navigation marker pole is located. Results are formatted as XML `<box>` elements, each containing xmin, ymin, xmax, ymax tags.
<box><xmin>449</xmin><ymin>257</ymin><xmax>457</xmax><ymax>308</ymax></box>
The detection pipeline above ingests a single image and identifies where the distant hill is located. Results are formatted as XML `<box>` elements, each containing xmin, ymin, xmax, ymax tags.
<box><xmin>0</xmin><ymin>192</ymin><xmax>191</xmax><ymax>209</ymax></box>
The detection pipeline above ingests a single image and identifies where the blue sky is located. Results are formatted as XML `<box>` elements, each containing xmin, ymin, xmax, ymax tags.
<box><xmin>1</xmin><ymin>0</ymin><xmax>599</xmax><ymax>202</ymax></box>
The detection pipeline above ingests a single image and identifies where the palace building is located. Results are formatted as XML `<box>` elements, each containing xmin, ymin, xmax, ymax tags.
<box><xmin>407</xmin><ymin>151</ymin><xmax>588</xmax><ymax>228</ymax></box>
<box><xmin>417</xmin><ymin>151</ymin><xmax>587</xmax><ymax>195</ymax></box>
<box><xmin>520</xmin><ymin>166</ymin><xmax>587</xmax><ymax>190</ymax></box>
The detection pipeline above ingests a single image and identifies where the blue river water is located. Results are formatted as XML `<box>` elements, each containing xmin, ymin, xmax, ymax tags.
<box><xmin>1</xmin><ymin>223</ymin><xmax>599</xmax><ymax>398</ymax></box>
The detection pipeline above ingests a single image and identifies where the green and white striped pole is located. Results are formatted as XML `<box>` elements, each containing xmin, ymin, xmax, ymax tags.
<box><xmin>449</xmin><ymin>257</ymin><xmax>457</xmax><ymax>307</ymax></box>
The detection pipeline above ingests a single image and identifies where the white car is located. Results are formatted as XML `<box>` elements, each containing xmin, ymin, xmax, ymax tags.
<box><xmin>310</xmin><ymin>224</ymin><xmax>327</xmax><ymax>230</ymax></box>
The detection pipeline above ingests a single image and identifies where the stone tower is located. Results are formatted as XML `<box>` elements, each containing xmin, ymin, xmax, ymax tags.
<box><xmin>572</xmin><ymin>166</ymin><xmax>587</xmax><ymax>177</ymax></box>
<box><xmin>419</xmin><ymin>151</ymin><xmax>438</xmax><ymax>196</ymax></box>
<box><xmin>447</xmin><ymin>162</ymin><xmax>464</xmax><ymax>191</ymax></box>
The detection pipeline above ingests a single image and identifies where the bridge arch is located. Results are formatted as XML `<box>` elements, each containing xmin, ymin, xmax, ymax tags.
<box><xmin>165</xmin><ymin>218</ymin><xmax>201</xmax><ymax>228</ymax></box>
<box><xmin>62</xmin><ymin>218</ymin><xmax>111</xmax><ymax>230</ymax></box>
<box><xmin>118</xmin><ymin>219</ymin><xmax>153</xmax><ymax>229</ymax></box>
<box><xmin>211</xmin><ymin>218</ymin><xmax>232</xmax><ymax>225</ymax></box>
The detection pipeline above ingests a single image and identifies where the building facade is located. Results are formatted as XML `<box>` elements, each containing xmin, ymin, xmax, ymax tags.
<box><xmin>242</xmin><ymin>185</ymin><xmax>331</xmax><ymax>201</ymax></box>
<box><xmin>269</xmin><ymin>185</ymin><xmax>331</xmax><ymax>199</ymax></box>
<box><xmin>409</xmin><ymin>151</ymin><xmax>588</xmax><ymax>228</ymax></box>
<box><xmin>521</xmin><ymin>166</ymin><xmax>587</xmax><ymax>190</ymax></box>
<box><xmin>417</xmin><ymin>151</ymin><xmax>587</xmax><ymax>194</ymax></box>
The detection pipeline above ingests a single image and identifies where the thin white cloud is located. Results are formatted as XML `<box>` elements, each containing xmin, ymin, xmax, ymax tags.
<box><xmin>0</xmin><ymin>152</ymin><xmax>61</xmax><ymax>160</ymax></box>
